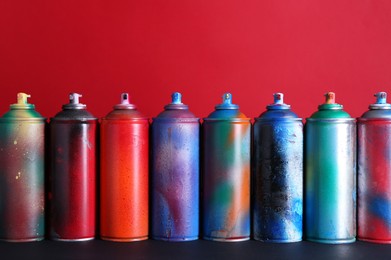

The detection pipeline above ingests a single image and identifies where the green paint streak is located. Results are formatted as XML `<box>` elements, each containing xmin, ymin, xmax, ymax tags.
<box><xmin>212</xmin><ymin>183</ymin><xmax>233</xmax><ymax>207</ymax></box>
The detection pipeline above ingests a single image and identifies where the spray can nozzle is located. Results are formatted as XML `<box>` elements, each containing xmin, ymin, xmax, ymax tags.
<box><xmin>375</xmin><ymin>92</ymin><xmax>387</xmax><ymax>104</ymax></box>
<box><xmin>368</xmin><ymin>91</ymin><xmax>391</xmax><ymax>110</ymax></box>
<box><xmin>69</xmin><ymin>93</ymin><xmax>82</xmax><ymax>104</ymax></box>
<box><xmin>121</xmin><ymin>93</ymin><xmax>130</xmax><ymax>104</ymax></box>
<box><xmin>172</xmin><ymin>92</ymin><xmax>182</xmax><ymax>104</ymax></box>
<box><xmin>17</xmin><ymin>93</ymin><xmax>31</xmax><ymax>105</ymax></box>
<box><xmin>325</xmin><ymin>92</ymin><xmax>336</xmax><ymax>104</ymax></box>
<box><xmin>10</xmin><ymin>92</ymin><xmax>35</xmax><ymax>110</ymax></box>
<box><xmin>273</xmin><ymin>93</ymin><xmax>284</xmax><ymax>105</ymax></box>
<box><xmin>223</xmin><ymin>93</ymin><xmax>233</xmax><ymax>105</ymax></box>
<box><xmin>62</xmin><ymin>92</ymin><xmax>86</xmax><ymax>109</ymax></box>
<box><xmin>266</xmin><ymin>92</ymin><xmax>290</xmax><ymax>110</ymax></box>
<box><xmin>113</xmin><ymin>92</ymin><xmax>136</xmax><ymax>109</ymax></box>
<box><xmin>215</xmin><ymin>92</ymin><xmax>239</xmax><ymax>110</ymax></box>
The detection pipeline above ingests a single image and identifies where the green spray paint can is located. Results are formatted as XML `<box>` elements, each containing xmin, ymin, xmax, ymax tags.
<box><xmin>305</xmin><ymin>92</ymin><xmax>356</xmax><ymax>244</ymax></box>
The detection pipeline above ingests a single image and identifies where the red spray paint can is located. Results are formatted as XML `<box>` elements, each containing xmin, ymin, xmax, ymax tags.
<box><xmin>49</xmin><ymin>93</ymin><xmax>97</xmax><ymax>241</ymax></box>
<box><xmin>358</xmin><ymin>92</ymin><xmax>391</xmax><ymax>243</ymax></box>
<box><xmin>100</xmin><ymin>93</ymin><xmax>149</xmax><ymax>241</ymax></box>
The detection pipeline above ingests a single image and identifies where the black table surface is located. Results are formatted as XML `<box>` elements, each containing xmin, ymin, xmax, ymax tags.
<box><xmin>1</xmin><ymin>239</ymin><xmax>391</xmax><ymax>260</ymax></box>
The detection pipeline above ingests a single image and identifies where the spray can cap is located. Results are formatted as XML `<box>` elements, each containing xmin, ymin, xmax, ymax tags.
<box><xmin>10</xmin><ymin>93</ymin><xmax>35</xmax><ymax>110</ymax></box>
<box><xmin>318</xmin><ymin>92</ymin><xmax>343</xmax><ymax>110</ymax></box>
<box><xmin>369</xmin><ymin>92</ymin><xmax>391</xmax><ymax>109</ymax></box>
<box><xmin>164</xmin><ymin>92</ymin><xmax>189</xmax><ymax>110</ymax></box>
<box><xmin>215</xmin><ymin>93</ymin><xmax>239</xmax><ymax>110</ymax></box>
<box><xmin>62</xmin><ymin>93</ymin><xmax>87</xmax><ymax>109</ymax></box>
<box><xmin>266</xmin><ymin>92</ymin><xmax>290</xmax><ymax>110</ymax></box>
<box><xmin>114</xmin><ymin>93</ymin><xmax>136</xmax><ymax>109</ymax></box>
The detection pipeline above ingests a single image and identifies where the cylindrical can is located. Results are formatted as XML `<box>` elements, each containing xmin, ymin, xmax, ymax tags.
<box><xmin>202</xmin><ymin>93</ymin><xmax>250</xmax><ymax>242</ymax></box>
<box><xmin>358</xmin><ymin>92</ymin><xmax>391</xmax><ymax>243</ymax></box>
<box><xmin>49</xmin><ymin>93</ymin><xmax>97</xmax><ymax>241</ymax></box>
<box><xmin>100</xmin><ymin>93</ymin><xmax>149</xmax><ymax>242</ymax></box>
<box><xmin>0</xmin><ymin>93</ymin><xmax>45</xmax><ymax>242</ymax></box>
<box><xmin>305</xmin><ymin>92</ymin><xmax>356</xmax><ymax>244</ymax></box>
<box><xmin>253</xmin><ymin>93</ymin><xmax>303</xmax><ymax>243</ymax></box>
<box><xmin>151</xmin><ymin>92</ymin><xmax>200</xmax><ymax>241</ymax></box>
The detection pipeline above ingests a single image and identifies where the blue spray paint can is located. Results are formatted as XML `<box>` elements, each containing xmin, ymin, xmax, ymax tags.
<box><xmin>253</xmin><ymin>93</ymin><xmax>303</xmax><ymax>242</ymax></box>
<box><xmin>305</xmin><ymin>92</ymin><xmax>356</xmax><ymax>244</ymax></box>
<box><xmin>202</xmin><ymin>93</ymin><xmax>251</xmax><ymax>242</ymax></box>
<box><xmin>151</xmin><ymin>92</ymin><xmax>200</xmax><ymax>241</ymax></box>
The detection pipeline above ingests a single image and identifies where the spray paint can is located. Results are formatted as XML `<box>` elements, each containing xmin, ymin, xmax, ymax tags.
<box><xmin>358</xmin><ymin>92</ymin><xmax>391</xmax><ymax>243</ymax></box>
<box><xmin>253</xmin><ymin>93</ymin><xmax>303</xmax><ymax>243</ymax></box>
<box><xmin>202</xmin><ymin>93</ymin><xmax>250</xmax><ymax>241</ymax></box>
<box><xmin>100</xmin><ymin>93</ymin><xmax>149</xmax><ymax>241</ymax></box>
<box><xmin>151</xmin><ymin>92</ymin><xmax>199</xmax><ymax>241</ymax></box>
<box><xmin>0</xmin><ymin>93</ymin><xmax>45</xmax><ymax>242</ymax></box>
<box><xmin>305</xmin><ymin>92</ymin><xmax>356</xmax><ymax>244</ymax></box>
<box><xmin>49</xmin><ymin>93</ymin><xmax>97</xmax><ymax>241</ymax></box>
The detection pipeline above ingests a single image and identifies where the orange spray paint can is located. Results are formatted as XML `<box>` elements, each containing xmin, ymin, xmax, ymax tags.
<box><xmin>100</xmin><ymin>93</ymin><xmax>149</xmax><ymax>241</ymax></box>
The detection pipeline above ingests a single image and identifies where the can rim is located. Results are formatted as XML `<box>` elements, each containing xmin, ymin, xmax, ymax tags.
<box><xmin>203</xmin><ymin>118</ymin><xmax>251</xmax><ymax>122</ymax></box>
<box><xmin>50</xmin><ymin>118</ymin><xmax>98</xmax><ymax>122</ymax></box>
<box><xmin>357</xmin><ymin>117</ymin><xmax>391</xmax><ymax>122</ymax></box>
<box><xmin>152</xmin><ymin>117</ymin><xmax>200</xmax><ymax>122</ymax></box>
<box><xmin>254</xmin><ymin>117</ymin><xmax>303</xmax><ymax>122</ymax></box>
<box><xmin>0</xmin><ymin>118</ymin><xmax>46</xmax><ymax>122</ymax></box>
<box><xmin>306</xmin><ymin>118</ymin><xmax>356</xmax><ymax>122</ymax></box>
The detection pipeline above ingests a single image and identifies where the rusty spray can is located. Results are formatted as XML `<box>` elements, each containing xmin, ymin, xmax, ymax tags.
<box><xmin>253</xmin><ymin>93</ymin><xmax>303</xmax><ymax>242</ymax></box>
<box><xmin>0</xmin><ymin>93</ymin><xmax>45</xmax><ymax>242</ymax></box>
<box><xmin>49</xmin><ymin>93</ymin><xmax>97</xmax><ymax>241</ymax></box>
<box><xmin>305</xmin><ymin>92</ymin><xmax>356</xmax><ymax>244</ymax></box>
<box><xmin>100</xmin><ymin>93</ymin><xmax>149</xmax><ymax>241</ymax></box>
<box><xmin>202</xmin><ymin>93</ymin><xmax>250</xmax><ymax>241</ymax></box>
<box><xmin>358</xmin><ymin>92</ymin><xmax>391</xmax><ymax>243</ymax></box>
<box><xmin>151</xmin><ymin>92</ymin><xmax>200</xmax><ymax>241</ymax></box>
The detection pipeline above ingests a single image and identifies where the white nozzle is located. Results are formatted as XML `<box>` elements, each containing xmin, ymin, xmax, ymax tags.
<box><xmin>121</xmin><ymin>93</ymin><xmax>130</xmax><ymax>104</ymax></box>
<box><xmin>69</xmin><ymin>93</ymin><xmax>82</xmax><ymax>104</ymax></box>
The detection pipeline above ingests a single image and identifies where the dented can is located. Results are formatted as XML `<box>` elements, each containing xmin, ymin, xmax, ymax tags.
<box><xmin>358</xmin><ymin>92</ymin><xmax>391</xmax><ymax>243</ymax></box>
<box><xmin>202</xmin><ymin>93</ymin><xmax>251</xmax><ymax>242</ymax></box>
<box><xmin>305</xmin><ymin>92</ymin><xmax>356</xmax><ymax>244</ymax></box>
<box><xmin>100</xmin><ymin>93</ymin><xmax>149</xmax><ymax>241</ymax></box>
<box><xmin>0</xmin><ymin>93</ymin><xmax>46</xmax><ymax>242</ymax></box>
<box><xmin>49</xmin><ymin>93</ymin><xmax>98</xmax><ymax>241</ymax></box>
<box><xmin>253</xmin><ymin>93</ymin><xmax>303</xmax><ymax>243</ymax></box>
<box><xmin>151</xmin><ymin>92</ymin><xmax>200</xmax><ymax>241</ymax></box>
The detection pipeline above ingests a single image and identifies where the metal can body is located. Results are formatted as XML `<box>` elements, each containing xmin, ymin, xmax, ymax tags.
<box><xmin>0</xmin><ymin>93</ymin><xmax>45</xmax><ymax>241</ymax></box>
<box><xmin>305</xmin><ymin>92</ymin><xmax>356</xmax><ymax>244</ymax></box>
<box><xmin>253</xmin><ymin>93</ymin><xmax>303</xmax><ymax>242</ymax></box>
<box><xmin>358</xmin><ymin>92</ymin><xmax>391</xmax><ymax>243</ymax></box>
<box><xmin>100</xmin><ymin>94</ymin><xmax>149</xmax><ymax>241</ymax></box>
<box><xmin>202</xmin><ymin>93</ymin><xmax>250</xmax><ymax>241</ymax></box>
<box><xmin>151</xmin><ymin>93</ymin><xmax>200</xmax><ymax>241</ymax></box>
<box><xmin>49</xmin><ymin>94</ymin><xmax>97</xmax><ymax>241</ymax></box>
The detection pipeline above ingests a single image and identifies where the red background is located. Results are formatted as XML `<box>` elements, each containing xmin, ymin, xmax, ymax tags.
<box><xmin>1</xmin><ymin>1</ymin><xmax>391</xmax><ymax>119</ymax></box>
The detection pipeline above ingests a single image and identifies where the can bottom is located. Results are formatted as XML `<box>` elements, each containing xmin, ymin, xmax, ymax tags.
<box><xmin>0</xmin><ymin>237</ymin><xmax>44</xmax><ymax>242</ymax></box>
<box><xmin>152</xmin><ymin>236</ymin><xmax>198</xmax><ymax>242</ymax></box>
<box><xmin>358</xmin><ymin>237</ymin><xmax>391</xmax><ymax>244</ymax></box>
<box><xmin>306</xmin><ymin>237</ymin><xmax>356</xmax><ymax>244</ymax></box>
<box><xmin>100</xmin><ymin>235</ymin><xmax>148</xmax><ymax>242</ymax></box>
<box><xmin>203</xmin><ymin>236</ymin><xmax>250</xmax><ymax>242</ymax></box>
<box><xmin>253</xmin><ymin>236</ymin><xmax>301</xmax><ymax>243</ymax></box>
<box><xmin>51</xmin><ymin>237</ymin><xmax>95</xmax><ymax>242</ymax></box>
